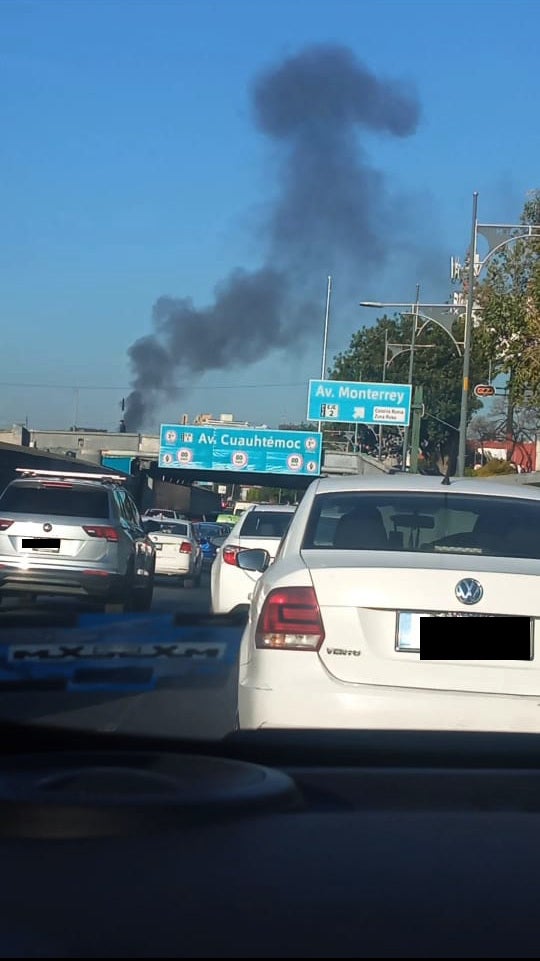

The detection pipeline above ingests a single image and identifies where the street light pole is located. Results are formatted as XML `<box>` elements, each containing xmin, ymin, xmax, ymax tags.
<box><xmin>359</xmin><ymin>298</ymin><xmax>464</xmax><ymax>469</ymax></box>
<box><xmin>401</xmin><ymin>283</ymin><xmax>420</xmax><ymax>467</ymax></box>
<box><xmin>317</xmin><ymin>275</ymin><xmax>333</xmax><ymax>433</ymax></box>
<box><xmin>456</xmin><ymin>192</ymin><xmax>478</xmax><ymax>477</ymax></box>
<box><xmin>320</xmin><ymin>275</ymin><xmax>332</xmax><ymax>379</ymax></box>
<box><xmin>378</xmin><ymin>329</ymin><xmax>389</xmax><ymax>461</ymax></box>
<box><xmin>452</xmin><ymin>193</ymin><xmax>540</xmax><ymax>475</ymax></box>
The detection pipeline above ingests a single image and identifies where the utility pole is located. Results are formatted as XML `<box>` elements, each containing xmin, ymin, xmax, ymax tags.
<box><xmin>456</xmin><ymin>192</ymin><xmax>478</xmax><ymax>476</ymax></box>
<box><xmin>401</xmin><ymin>283</ymin><xmax>420</xmax><ymax>467</ymax></box>
<box><xmin>317</xmin><ymin>275</ymin><xmax>333</xmax><ymax>434</ymax></box>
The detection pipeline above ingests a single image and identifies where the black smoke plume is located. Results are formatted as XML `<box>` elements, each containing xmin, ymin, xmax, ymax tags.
<box><xmin>124</xmin><ymin>43</ymin><xmax>420</xmax><ymax>429</ymax></box>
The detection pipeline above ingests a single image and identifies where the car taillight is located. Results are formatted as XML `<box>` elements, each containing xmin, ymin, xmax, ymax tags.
<box><xmin>83</xmin><ymin>525</ymin><xmax>119</xmax><ymax>542</ymax></box>
<box><xmin>223</xmin><ymin>546</ymin><xmax>241</xmax><ymax>566</ymax></box>
<box><xmin>180</xmin><ymin>541</ymin><xmax>192</xmax><ymax>553</ymax></box>
<box><xmin>255</xmin><ymin>587</ymin><xmax>325</xmax><ymax>651</ymax></box>
<box><xmin>0</xmin><ymin>519</ymin><xmax>13</xmax><ymax>532</ymax></box>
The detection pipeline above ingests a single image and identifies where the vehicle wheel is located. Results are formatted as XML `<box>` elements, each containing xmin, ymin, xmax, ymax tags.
<box><xmin>131</xmin><ymin>578</ymin><xmax>154</xmax><ymax>612</ymax></box>
<box><xmin>130</xmin><ymin>561</ymin><xmax>155</xmax><ymax>612</ymax></box>
<box><xmin>192</xmin><ymin>570</ymin><xmax>202</xmax><ymax>588</ymax></box>
<box><xmin>106</xmin><ymin>563</ymin><xmax>135</xmax><ymax>612</ymax></box>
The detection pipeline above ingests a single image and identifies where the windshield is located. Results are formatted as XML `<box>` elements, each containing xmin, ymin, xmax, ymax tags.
<box><xmin>1</xmin><ymin>0</ymin><xmax>540</xmax><ymax>749</ymax></box>
<box><xmin>144</xmin><ymin>521</ymin><xmax>189</xmax><ymax>536</ymax></box>
<box><xmin>239</xmin><ymin>510</ymin><xmax>294</xmax><ymax>539</ymax></box>
<box><xmin>196</xmin><ymin>524</ymin><xmax>226</xmax><ymax>539</ymax></box>
<box><xmin>303</xmin><ymin>492</ymin><xmax>540</xmax><ymax>559</ymax></box>
<box><xmin>0</xmin><ymin>485</ymin><xmax>110</xmax><ymax>519</ymax></box>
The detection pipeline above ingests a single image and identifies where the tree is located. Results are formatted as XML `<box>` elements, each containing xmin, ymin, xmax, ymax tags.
<box><xmin>469</xmin><ymin>396</ymin><xmax>540</xmax><ymax>471</ymax></box>
<box><xmin>475</xmin><ymin>191</ymin><xmax>540</xmax><ymax>409</ymax></box>
<box><xmin>329</xmin><ymin>311</ymin><xmax>490</xmax><ymax>470</ymax></box>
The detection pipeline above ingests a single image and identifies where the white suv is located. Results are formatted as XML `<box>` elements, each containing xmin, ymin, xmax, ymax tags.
<box><xmin>0</xmin><ymin>468</ymin><xmax>156</xmax><ymax>610</ymax></box>
<box><xmin>210</xmin><ymin>504</ymin><xmax>296</xmax><ymax>615</ymax></box>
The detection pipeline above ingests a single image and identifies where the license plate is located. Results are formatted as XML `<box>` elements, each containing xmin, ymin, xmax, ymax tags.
<box><xmin>21</xmin><ymin>538</ymin><xmax>60</xmax><ymax>553</ymax></box>
<box><xmin>396</xmin><ymin>611</ymin><xmax>509</xmax><ymax>652</ymax></box>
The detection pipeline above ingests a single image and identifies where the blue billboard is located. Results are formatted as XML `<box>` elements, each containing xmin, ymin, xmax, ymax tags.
<box><xmin>307</xmin><ymin>379</ymin><xmax>412</xmax><ymax>426</ymax></box>
<box><xmin>159</xmin><ymin>424</ymin><xmax>322</xmax><ymax>476</ymax></box>
<box><xmin>101</xmin><ymin>455</ymin><xmax>134</xmax><ymax>475</ymax></box>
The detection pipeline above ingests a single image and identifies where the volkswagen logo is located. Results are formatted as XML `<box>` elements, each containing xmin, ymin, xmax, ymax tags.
<box><xmin>43</xmin><ymin>523</ymin><xmax>52</xmax><ymax>533</ymax></box>
<box><xmin>455</xmin><ymin>577</ymin><xmax>483</xmax><ymax>605</ymax></box>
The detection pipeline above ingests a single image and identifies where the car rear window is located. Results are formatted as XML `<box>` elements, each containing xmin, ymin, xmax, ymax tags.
<box><xmin>196</xmin><ymin>524</ymin><xmax>224</xmax><ymax>538</ymax></box>
<box><xmin>239</xmin><ymin>510</ymin><xmax>294</xmax><ymax>538</ymax></box>
<box><xmin>302</xmin><ymin>491</ymin><xmax>540</xmax><ymax>560</ymax></box>
<box><xmin>0</xmin><ymin>484</ymin><xmax>110</xmax><ymax>519</ymax></box>
<box><xmin>144</xmin><ymin>521</ymin><xmax>189</xmax><ymax>536</ymax></box>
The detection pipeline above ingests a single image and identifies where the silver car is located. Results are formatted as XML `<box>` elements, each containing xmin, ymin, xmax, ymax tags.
<box><xmin>0</xmin><ymin>469</ymin><xmax>156</xmax><ymax>610</ymax></box>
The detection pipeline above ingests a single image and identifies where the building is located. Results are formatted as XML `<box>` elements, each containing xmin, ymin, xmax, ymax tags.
<box><xmin>192</xmin><ymin>413</ymin><xmax>269</xmax><ymax>428</ymax></box>
<box><xmin>0</xmin><ymin>424</ymin><xmax>30</xmax><ymax>447</ymax></box>
<box><xmin>471</xmin><ymin>438</ymin><xmax>539</xmax><ymax>473</ymax></box>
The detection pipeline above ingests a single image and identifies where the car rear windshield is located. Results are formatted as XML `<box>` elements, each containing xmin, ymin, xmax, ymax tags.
<box><xmin>144</xmin><ymin>521</ymin><xmax>189</xmax><ymax>535</ymax></box>
<box><xmin>0</xmin><ymin>484</ymin><xmax>110</xmax><ymax>519</ymax></box>
<box><xmin>196</xmin><ymin>524</ymin><xmax>225</xmax><ymax>538</ymax></box>
<box><xmin>302</xmin><ymin>491</ymin><xmax>540</xmax><ymax>560</ymax></box>
<box><xmin>240</xmin><ymin>510</ymin><xmax>294</xmax><ymax>539</ymax></box>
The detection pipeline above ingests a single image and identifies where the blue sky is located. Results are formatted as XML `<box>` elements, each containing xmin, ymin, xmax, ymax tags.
<box><xmin>1</xmin><ymin>0</ymin><xmax>539</xmax><ymax>433</ymax></box>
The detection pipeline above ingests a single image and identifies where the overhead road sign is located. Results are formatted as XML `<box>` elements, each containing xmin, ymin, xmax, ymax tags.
<box><xmin>159</xmin><ymin>425</ymin><xmax>323</xmax><ymax>476</ymax></box>
<box><xmin>307</xmin><ymin>379</ymin><xmax>412</xmax><ymax>426</ymax></box>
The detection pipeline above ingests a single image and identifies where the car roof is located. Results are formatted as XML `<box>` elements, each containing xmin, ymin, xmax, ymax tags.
<box><xmin>310</xmin><ymin>474</ymin><xmax>540</xmax><ymax>501</ymax></box>
<box><xmin>144</xmin><ymin>517</ymin><xmax>193</xmax><ymax>534</ymax></box>
<box><xmin>8</xmin><ymin>468</ymin><xmax>126</xmax><ymax>488</ymax></box>
<box><xmin>242</xmin><ymin>504</ymin><xmax>296</xmax><ymax>512</ymax></box>
<box><xmin>6</xmin><ymin>477</ymin><xmax>116</xmax><ymax>491</ymax></box>
<box><xmin>146</xmin><ymin>518</ymin><xmax>190</xmax><ymax>525</ymax></box>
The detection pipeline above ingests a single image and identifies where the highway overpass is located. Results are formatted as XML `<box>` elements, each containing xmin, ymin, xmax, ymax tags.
<box><xmin>0</xmin><ymin>433</ymin><xmax>393</xmax><ymax>515</ymax></box>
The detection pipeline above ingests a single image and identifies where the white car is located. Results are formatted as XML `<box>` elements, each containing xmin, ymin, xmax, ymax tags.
<box><xmin>210</xmin><ymin>504</ymin><xmax>296</xmax><ymax>615</ymax></box>
<box><xmin>237</xmin><ymin>474</ymin><xmax>540</xmax><ymax>732</ymax></box>
<box><xmin>142</xmin><ymin>509</ymin><xmax>186</xmax><ymax>521</ymax></box>
<box><xmin>142</xmin><ymin>518</ymin><xmax>202</xmax><ymax>586</ymax></box>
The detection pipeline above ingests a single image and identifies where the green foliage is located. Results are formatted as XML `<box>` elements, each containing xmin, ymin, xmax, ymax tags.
<box><xmin>473</xmin><ymin>459</ymin><xmax>516</xmax><ymax>477</ymax></box>
<box><xmin>476</xmin><ymin>190</ymin><xmax>540</xmax><ymax>407</ymax></box>
<box><xmin>329</xmin><ymin>312</ymin><xmax>490</xmax><ymax>459</ymax></box>
<box><xmin>327</xmin><ymin>191</ymin><xmax>540</xmax><ymax>465</ymax></box>
<box><xmin>245</xmin><ymin>486</ymin><xmax>298</xmax><ymax>503</ymax></box>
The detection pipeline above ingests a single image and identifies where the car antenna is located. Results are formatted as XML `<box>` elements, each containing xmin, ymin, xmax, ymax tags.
<box><xmin>441</xmin><ymin>463</ymin><xmax>451</xmax><ymax>486</ymax></box>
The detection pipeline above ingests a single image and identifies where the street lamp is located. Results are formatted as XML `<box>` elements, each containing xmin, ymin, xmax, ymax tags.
<box><xmin>318</xmin><ymin>275</ymin><xmax>333</xmax><ymax>433</ymax></box>
<box><xmin>454</xmin><ymin>193</ymin><xmax>540</xmax><ymax>476</ymax></box>
<box><xmin>359</xmin><ymin>296</ymin><xmax>465</xmax><ymax>466</ymax></box>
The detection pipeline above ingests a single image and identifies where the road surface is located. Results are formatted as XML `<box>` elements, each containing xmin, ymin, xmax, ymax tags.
<box><xmin>0</xmin><ymin>571</ymin><xmax>241</xmax><ymax>740</ymax></box>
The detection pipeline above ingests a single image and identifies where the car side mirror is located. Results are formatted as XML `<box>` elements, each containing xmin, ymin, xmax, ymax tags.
<box><xmin>236</xmin><ymin>548</ymin><xmax>270</xmax><ymax>573</ymax></box>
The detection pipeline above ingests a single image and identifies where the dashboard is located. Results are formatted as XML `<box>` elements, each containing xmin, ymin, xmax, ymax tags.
<box><xmin>0</xmin><ymin>723</ymin><xmax>539</xmax><ymax>957</ymax></box>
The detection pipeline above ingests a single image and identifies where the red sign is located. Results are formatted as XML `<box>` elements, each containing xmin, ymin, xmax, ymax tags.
<box><xmin>474</xmin><ymin>384</ymin><xmax>495</xmax><ymax>398</ymax></box>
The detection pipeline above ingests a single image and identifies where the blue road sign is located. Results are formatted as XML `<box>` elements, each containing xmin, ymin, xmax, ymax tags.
<box><xmin>307</xmin><ymin>379</ymin><xmax>412</xmax><ymax>426</ymax></box>
<box><xmin>159</xmin><ymin>424</ymin><xmax>322</xmax><ymax>476</ymax></box>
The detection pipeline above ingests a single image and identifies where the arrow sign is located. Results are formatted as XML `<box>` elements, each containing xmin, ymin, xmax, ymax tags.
<box><xmin>307</xmin><ymin>379</ymin><xmax>412</xmax><ymax>426</ymax></box>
